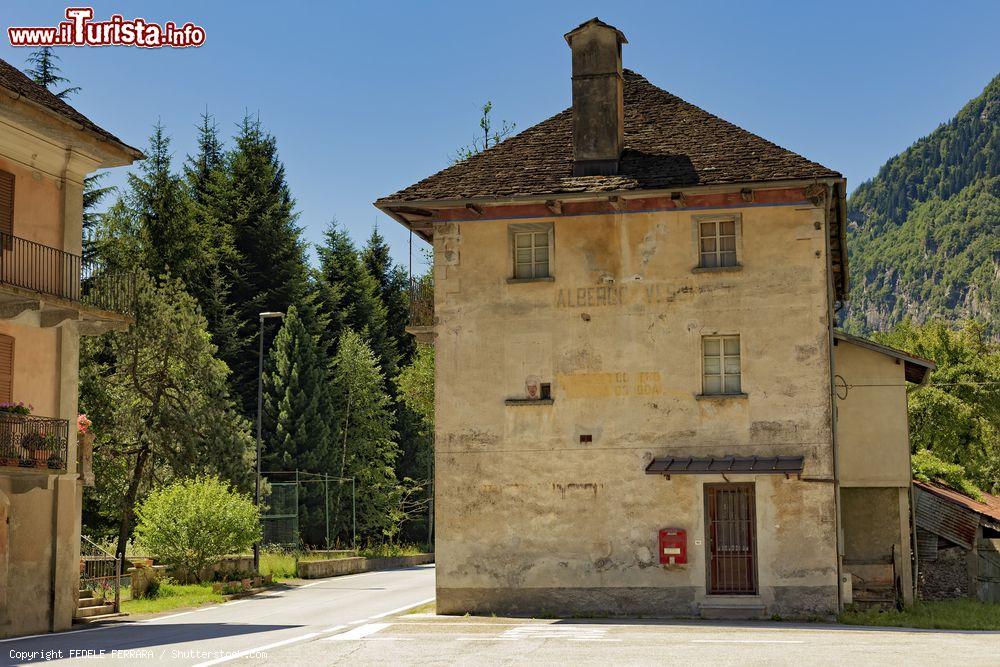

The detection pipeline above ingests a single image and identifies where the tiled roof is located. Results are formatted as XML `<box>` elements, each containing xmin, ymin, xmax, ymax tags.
<box><xmin>377</xmin><ymin>70</ymin><xmax>841</xmax><ymax>204</ymax></box>
<box><xmin>0</xmin><ymin>57</ymin><xmax>140</xmax><ymax>157</ymax></box>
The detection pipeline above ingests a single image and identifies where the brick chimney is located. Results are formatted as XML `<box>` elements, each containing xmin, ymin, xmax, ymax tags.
<box><xmin>564</xmin><ymin>18</ymin><xmax>627</xmax><ymax>176</ymax></box>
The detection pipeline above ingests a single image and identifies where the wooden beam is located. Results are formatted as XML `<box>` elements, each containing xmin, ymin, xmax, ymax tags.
<box><xmin>608</xmin><ymin>195</ymin><xmax>623</xmax><ymax>211</ymax></box>
<box><xmin>545</xmin><ymin>200</ymin><xmax>562</xmax><ymax>215</ymax></box>
<box><xmin>393</xmin><ymin>206</ymin><xmax>434</xmax><ymax>217</ymax></box>
<box><xmin>465</xmin><ymin>202</ymin><xmax>483</xmax><ymax>216</ymax></box>
<box><xmin>740</xmin><ymin>188</ymin><xmax>754</xmax><ymax>203</ymax></box>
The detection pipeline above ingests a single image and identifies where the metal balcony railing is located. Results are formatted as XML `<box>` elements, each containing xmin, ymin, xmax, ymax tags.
<box><xmin>408</xmin><ymin>277</ymin><xmax>434</xmax><ymax>328</ymax></box>
<box><xmin>0</xmin><ymin>232</ymin><xmax>134</xmax><ymax>317</ymax></box>
<box><xmin>0</xmin><ymin>413</ymin><xmax>70</xmax><ymax>471</ymax></box>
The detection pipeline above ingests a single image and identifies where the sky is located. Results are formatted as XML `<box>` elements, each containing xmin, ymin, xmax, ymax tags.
<box><xmin>2</xmin><ymin>1</ymin><xmax>998</xmax><ymax>269</ymax></box>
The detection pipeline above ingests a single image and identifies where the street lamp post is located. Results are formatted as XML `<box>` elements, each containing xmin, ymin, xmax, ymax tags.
<box><xmin>254</xmin><ymin>311</ymin><xmax>284</xmax><ymax>574</ymax></box>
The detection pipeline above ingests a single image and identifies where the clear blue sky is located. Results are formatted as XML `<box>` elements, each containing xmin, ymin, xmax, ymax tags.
<box><xmin>2</xmin><ymin>1</ymin><xmax>998</xmax><ymax>268</ymax></box>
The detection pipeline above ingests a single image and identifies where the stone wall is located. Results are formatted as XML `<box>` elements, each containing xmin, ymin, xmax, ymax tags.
<box><xmin>297</xmin><ymin>554</ymin><xmax>434</xmax><ymax>579</ymax></box>
<box><xmin>920</xmin><ymin>546</ymin><xmax>973</xmax><ymax>600</ymax></box>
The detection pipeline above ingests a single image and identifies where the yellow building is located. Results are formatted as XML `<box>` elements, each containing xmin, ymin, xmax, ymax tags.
<box><xmin>0</xmin><ymin>58</ymin><xmax>139</xmax><ymax>637</ymax></box>
<box><xmin>376</xmin><ymin>19</ymin><xmax>933</xmax><ymax>618</ymax></box>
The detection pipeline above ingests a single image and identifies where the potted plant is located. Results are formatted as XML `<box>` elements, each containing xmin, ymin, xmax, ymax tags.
<box><xmin>0</xmin><ymin>402</ymin><xmax>31</xmax><ymax>466</ymax></box>
<box><xmin>47</xmin><ymin>451</ymin><xmax>64</xmax><ymax>470</ymax></box>
<box><xmin>21</xmin><ymin>431</ymin><xmax>57</xmax><ymax>468</ymax></box>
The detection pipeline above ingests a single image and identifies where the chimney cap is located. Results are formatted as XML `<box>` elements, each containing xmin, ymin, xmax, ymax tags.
<box><xmin>564</xmin><ymin>17</ymin><xmax>628</xmax><ymax>46</ymax></box>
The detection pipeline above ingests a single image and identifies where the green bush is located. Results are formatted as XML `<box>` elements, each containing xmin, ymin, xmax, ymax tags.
<box><xmin>134</xmin><ymin>476</ymin><xmax>261</xmax><ymax>583</ymax></box>
<box><xmin>912</xmin><ymin>449</ymin><xmax>982</xmax><ymax>500</ymax></box>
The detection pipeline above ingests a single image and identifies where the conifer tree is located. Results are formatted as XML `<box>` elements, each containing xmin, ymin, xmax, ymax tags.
<box><xmin>24</xmin><ymin>47</ymin><xmax>79</xmax><ymax>99</ymax></box>
<box><xmin>262</xmin><ymin>305</ymin><xmax>335</xmax><ymax>544</ymax></box>
<box><xmin>329</xmin><ymin>330</ymin><xmax>401</xmax><ymax>540</ymax></box>
<box><xmin>216</xmin><ymin>115</ymin><xmax>310</xmax><ymax>416</ymax></box>
<box><xmin>362</xmin><ymin>226</ymin><xmax>413</xmax><ymax>361</ymax></box>
<box><xmin>125</xmin><ymin>122</ymin><xmax>215</xmax><ymax>284</ymax></box>
<box><xmin>79</xmin><ymin>275</ymin><xmax>254</xmax><ymax>560</ymax></box>
<box><xmin>317</xmin><ymin>222</ymin><xmax>398</xmax><ymax>377</ymax></box>
<box><xmin>182</xmin><ymin>112</ymin><xmax>243</xmax><ymax>368</ymax></box>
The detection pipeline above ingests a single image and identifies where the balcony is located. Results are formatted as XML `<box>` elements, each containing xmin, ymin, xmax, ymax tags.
<box><xmin>0</xmin><ymin>412</ymin><xmax>70</xmax><ymax>472</ymax></box>
<box><xmin>405</xmin><ymin>277</ymin><xmax>435</xmax><ymax>343</ymax></box>
<box><xmin>0</xmin><ymin>232</ymin><xmax>134</xmax><ymax>332</ymax></box>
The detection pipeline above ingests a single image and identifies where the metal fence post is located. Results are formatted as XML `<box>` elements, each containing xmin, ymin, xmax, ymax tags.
<box><xmin>114</xmin><ymin>553</ymin><xmax>121</xmax><ymax>613</ymax></box>
<box><xmin>351</xmin><ymin>478</ymin><xmax>357</xmax><ymax>548</ymax></box>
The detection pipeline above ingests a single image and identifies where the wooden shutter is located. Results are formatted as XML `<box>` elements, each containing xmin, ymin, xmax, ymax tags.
<box><xmin>0</xmin><ymin>335</ymin><xmax>12</xmax><ymax>404</ymax></box>
<box><xmin>0</xmin><ymin>170</ymin><xmax>13</xmax><ymax>239</ymax></box>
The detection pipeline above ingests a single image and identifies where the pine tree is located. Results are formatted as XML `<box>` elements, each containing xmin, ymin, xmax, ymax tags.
<box><xmin>182</xmin><ymin>112</ymin><xmax>243</xmax><ymax>370</ymax></box>
<box><xmin>317</xmin><ymin>222</ymin><xmax>398</xmax><ymax>377</ymax></box>
<box><xmin>216</xmin><ymin>115</ymin><xmax>310</xmax><ymax>416</ymax></box>
<box><xmin>362</xmin><ymin>226</ymin><xmax>413</xmax><ymax>361</ymax></box>
<box><xmin>262</xmin><ymin>305</ymin><xmax>335</xmax><ymax>545</ymax></box>
<box><xmin>125</xmin><ymin>122</ymin><xmax>214</xmax><ymax>284</ymax></box>
<box><xmin>24</xmin><ymin>47</ymin><xmax>79</xmax><ymax>99</ymax></box>
<box><xmin>79</xmin><ymin>275</ymin><xmax>254</xmax><ymax>560</ymax></box>
<box><xmin>329</xmin><ymin>330</ymin><xmax>400</xmax><ymax>541</ymax></box>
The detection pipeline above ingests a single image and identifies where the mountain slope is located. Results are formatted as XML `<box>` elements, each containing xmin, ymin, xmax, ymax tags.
<box><xmin>843</xmin><ymin>74</ymin><xmax>1000</xmax><ymax>337</ymax></box>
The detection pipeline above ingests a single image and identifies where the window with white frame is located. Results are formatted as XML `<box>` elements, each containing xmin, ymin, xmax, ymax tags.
<box><xmin>511</xmin><ymin>223</ymin><xmax>552</xmax><ymax>279</ymax></box>
<box><xmin>698</xmin><ymin>218</ymin><xmax>738</xmax><ymax>268</ymax></box>
<box><xmin>703</xmin><ymin>335</ymin><xmax>741</xmax><ymax>395</ymax></box>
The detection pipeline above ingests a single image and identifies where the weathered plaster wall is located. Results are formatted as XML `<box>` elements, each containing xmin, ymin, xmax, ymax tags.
<box><xmin>433</xmin><ymin>201</ymin><xmax>839</xmax><ymax>617</ymax></box>
<box><xmin>0</xmin><ymin>156</ymin><xmax>64</xmax><ymax>250</ymax></box>
<box><xmin>0</xmin><ymin>321</ymin><xmax>59</xmax><ymax>415</ymax></box>
<box><xmin>834</xmin><ymin>342</ymin><xmax>911</xmax><ymax>486</ymax></box>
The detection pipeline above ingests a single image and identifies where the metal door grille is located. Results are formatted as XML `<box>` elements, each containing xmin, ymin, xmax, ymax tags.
<box><xmin>706</xmin><ymin>483</ymin><xmax>758</xmax><ymax>595</ymax></box>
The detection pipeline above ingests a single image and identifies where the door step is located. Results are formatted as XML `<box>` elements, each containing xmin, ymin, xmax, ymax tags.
<box><xmin>699</xmin><ymin>603</ymin><xmax>767</xmax><ymax>620</ymax></box>
<box><xmin>74</xmin><ymin>612</ymin><xmax>127</xmax><ymax>625</ymax></box>
<box><xmin>74</xmin><ymin>602</ymin><xmax>117</xmax><ymax>619</ymax></box>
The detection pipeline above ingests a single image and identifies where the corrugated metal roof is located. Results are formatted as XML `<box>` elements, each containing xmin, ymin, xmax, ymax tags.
<box><xmin>913</xmin><ymin>481</ymin><xmax>1000</xmax><ymax>526</ymax></box>
<box><xmin>914</xmin><ymin>485</ymin><xmax>979</xmax><ymax>550</ymax></box>
<box><xmin>645</xmin><ymin>455</ymin><xmax>804</xmax><ymax>476</ymax></box>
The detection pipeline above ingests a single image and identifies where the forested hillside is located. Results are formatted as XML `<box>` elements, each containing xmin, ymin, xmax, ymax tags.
<box><xmin>843</xmin><ymin>74</ymin><xmax>1000</xmax><ymax>337</ymax></box>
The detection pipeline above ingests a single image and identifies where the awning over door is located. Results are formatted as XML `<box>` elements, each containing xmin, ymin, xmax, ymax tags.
<box><xmin>645</xmin><ymin>455</ymin><xmax>804</xmax><ymax>478</ymax></box>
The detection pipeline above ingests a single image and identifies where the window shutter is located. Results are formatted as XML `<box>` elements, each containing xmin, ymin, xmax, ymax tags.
<box><xmin>0</xmin><ymin>170</ymin><xmax>13</xmax><ymax>239</ymax></box>
<box><xmin>0</xmin><ymin>335</ymin><xmax>12</xmax><ymax>404</ymax></box>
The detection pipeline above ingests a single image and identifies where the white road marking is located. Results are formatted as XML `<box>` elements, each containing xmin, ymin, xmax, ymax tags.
<box><xmin>192</xmin><ymin>632</ymin><xmax>320</xmax><ymax>666</ymax></box>
<box><xmin>501</xmin><ymin>625</ymin><xmax>609</xmax><ymax>640</ymax></box>
<box><xmin>322</xmin><ymin>624</ymin><xmax>348</xmax><ymax>633</ymax></box>
<box><xmin>366</xmin><ymin>597</ymin><xmax>436</xmax><ymax>621</ymax></box>
<box><xmin>323</xmin><ymin>623</ymin><xmax>390</xmax><ymax>641</ymax></box>
<box><xmin>222</xmin><ymin>600</ymin><xmax>247</xmax><ymax>606</ymax></box>
<box><xmin>456</xmin><ymin>637</ymin><xmax>519</xmax><ymax>642</ymax></box>
<box><xmin>691</xmin><ymin>639</ymin><xmax>805</xmax><ymax>644</ymax></box>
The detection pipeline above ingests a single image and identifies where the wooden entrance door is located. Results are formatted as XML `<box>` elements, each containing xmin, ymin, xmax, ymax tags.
<box><xmin>705</xmin><ymin>483</ymin><xmax>758</xmax><ymax>595</ymax></box>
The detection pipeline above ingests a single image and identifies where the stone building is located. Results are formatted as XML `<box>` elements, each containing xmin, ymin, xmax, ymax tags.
<box><xmin>0</xmin><ymin>58</ymin><xmax>139</xmax><ymax>637</ymax></box>
<box><xmin>376</xmin><ymin>18</ymin><xmax>932</xmax><ymax>618</ymax></box>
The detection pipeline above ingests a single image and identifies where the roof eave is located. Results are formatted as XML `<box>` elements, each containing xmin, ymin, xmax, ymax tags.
<box><xmin>0</xmin><ymin>84</ymin><xmax>143</xmax><ymax>167</ymax></box>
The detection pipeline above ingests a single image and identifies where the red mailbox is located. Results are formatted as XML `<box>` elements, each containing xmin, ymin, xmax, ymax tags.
<box><xmin>658</xmin><ymin>528</ymin><xmax>687</xmax><ymax>565</ymax></box>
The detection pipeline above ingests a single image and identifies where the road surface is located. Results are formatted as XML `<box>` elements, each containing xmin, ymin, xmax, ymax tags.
<box><xmin>4</xmin><ymin>566</ymin><xmax>999</xmax><ymax>666</ymax></box>
<box><xmin>1</xmin><ymin>565</ymin><xmax>434</xmax><ymax>666</ymax></box>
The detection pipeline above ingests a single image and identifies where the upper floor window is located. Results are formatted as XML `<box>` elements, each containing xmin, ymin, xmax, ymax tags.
<box><xmin>510</xmin><ymin>222</ymin><xmax>552</xmax><ymax>280</ymax></box>
<box><xmin>698</xmin><ymin>216</ymin><xmax>738</xmax><ymax>268</ymax></box>
<box><xmin>703</xmin><ymin>335</ymin><xmax>741</xmax><ymax>395</ymax></box>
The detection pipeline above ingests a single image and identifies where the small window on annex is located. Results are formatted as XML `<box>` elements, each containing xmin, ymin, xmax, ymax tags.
<box><xmin>703</xmin><ymin>335</ymin><xmax>741</xmax><ymax>395</ymax></box>
<box><xmin>509</xmin><ymin>222</ymin><xmax>553</xmax><ymax>279</ymax></box>
<box><xmin>698</xmin><ymin>217</ymin><xmax>738</xmax><ymax>268</ymax></box>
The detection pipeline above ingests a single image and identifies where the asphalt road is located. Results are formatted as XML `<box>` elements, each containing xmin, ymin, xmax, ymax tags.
<box><xmin>4</xmin><ymin>567</ymin><xmax>999</xmax><ymax>666</ymax></box>
<box><xmin>0</xmin><ymin>565</ymin><xmax>435</xmax><ymax>666</ymax></box>
<box><xmin>270</xmin><ymin>614</ymin><xmax>1000</xmax><ymax>666</ymax></box>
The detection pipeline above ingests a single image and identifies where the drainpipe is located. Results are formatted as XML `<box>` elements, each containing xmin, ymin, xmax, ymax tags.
<box><xmin>823</xmin><ymin>182</ymin><xmax>844</xmax><ymax>611</ymax></box>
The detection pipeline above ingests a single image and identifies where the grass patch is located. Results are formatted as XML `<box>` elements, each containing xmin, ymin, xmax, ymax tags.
<box><xmin>121</xmin><ymin>581</ymin><xmax>224</xmax><ymax>615</ymax></box>
<box><xmin>839</xmin><ymin>599</ymin><xmax>1000</xmax><ymax>631</ymax></box>
<box><xmin>357</xmin><ymin>543</ymin><xmax>428</xmax><ymax>558</ymax></box>
<box><xmin>259</xmin><ymin>551</ymin><xmax>298</xmax><ymax>580</ymax></box>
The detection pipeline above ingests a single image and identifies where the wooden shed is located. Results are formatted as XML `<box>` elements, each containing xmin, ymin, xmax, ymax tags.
<box><xmin>913</xmin><ymin>481</ymin><xmax>1000</xmax><ymax>602</ymax></box>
